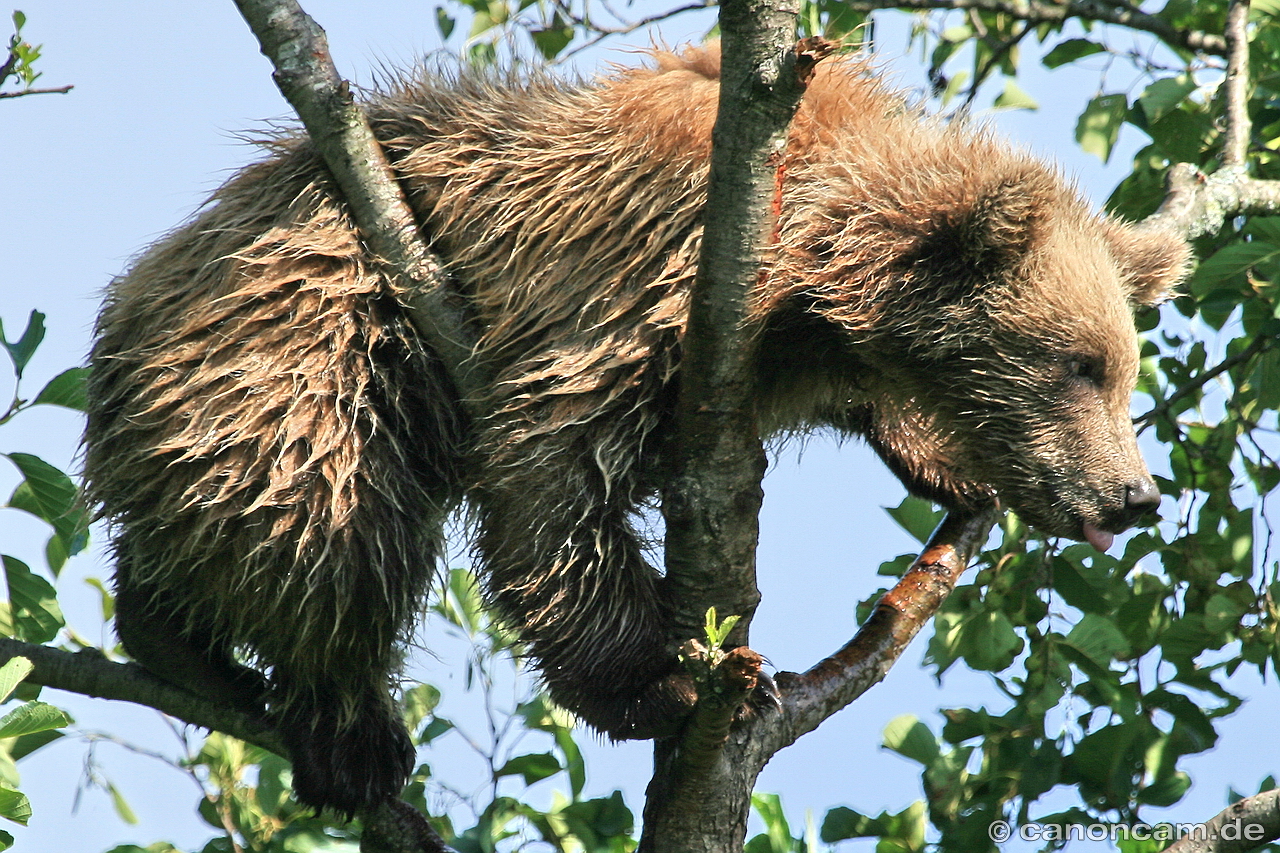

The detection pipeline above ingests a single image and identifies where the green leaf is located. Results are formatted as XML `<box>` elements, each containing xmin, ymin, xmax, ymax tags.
<box><xmin>1064</xmin><ymin>613</ymin><xmax>1131</xmax><ymax>665</ymax></box>
<box><xmin>1139</xmin><ymin>75</ymin><xmax>1197</xmax><ymax>124</ymax></box>
<box><xmin>1042</xmin><ymin>38</ymin><xmax>1104</xmax><ymax>68</ymax></box>
<box><xmin>962</xmin><ymin>610</ymin><xmax>1022</xmax><ymax>671</ymax></box>
<box><xmin>1050</xmin><ymin>555</ymin><xmax>1111</xmax><ymax>614</ymax></box>
<box><xmin>885</xmin><ymin>497</ymin><xmax>943</xmax><ymax>544</ymax></box>
<box><xmin>106</xmin><ymin>779</ymin><xmax>138</xmax><ymax>824</ymax></box>
<box><xmin>993</xmin><ymin>79</ymin><xmax>1037</xmax><ymax>111</ymax></box>
<box><xmin>0</xmin><ymin>659</ymin><xmax>32</xmax><ymax>704</ymax></box>
<box><xmin>418</xmin><ymin>717</ymin><xmax>453</xmax><ymax>744</ymax></box>
<box><xmin>5</xmin><ymin>453</ymin><xmax>86</xmax><ymax>549</ymax></box>
<box><xmin>1076</xmin><ymin>93</ymin><xmax>1128</xmax><ymax>162</ymax></box>
<box><xmin>9</xmin><ymin>728</ymin><xmax>64</xmax><ymax>762</ymax></box>
<box><xmin>882</xmin><ymin>715</ymin><xmax>939</xmax><ymax>766</ymax></box>
<box><xmin>3</xmin><ymin>556</ymin><xmax>65</xmax><ymax>643</ymax></box>
<box><xmin>0</xmin><ymin>311</ymin><xmax>45</xmax><ymax>380</ymax></box>
<box><xmin>1203</xmin><ymin>592</ymin><xmax>1248</xmax><ymax>634</ymax></box>
<box><xmin>821</xmin><ymin>806</ymin><xmax>884</xmax><ymax>841</ymax></box>
<box><xmin>750</xmin><ymin>792</ymin><xmax>792</xmax><ymax>853</ymax></box>
<box><xmin>554</xmin><ymin>727</ymin><xmax>585</xmax><ymax>800</ymax></box>
<box><xmin>0</xmin><ymin>787</ymin><xmax>30</xmax><ymax>826</ymax></box>
<box><xmin>0</xmin><ymin>701</ymin><xmax>70</xmax><ymax>739</ymax></box>
<box><xmin>1191</xmin><ymin>241</ymin><xmax>1280</xmax><ymax>292</ymax></box>
<box><xmin>1252</xmin><ymin>347</ymin><xmax>1280</xmax><ymax>410</ymax></box>
<box><xmin>494</xmin><ymin>752</ymin><xmax>560</xmax><ymax>785</ymax></box>
<box><xmin>401</xmin><ymin>683</ymin><xmax>441</xmax><ymax>735</ymax></box>
<box><xmin>435</xmin><ymin>6</ymin><xmax>455</xmax><ymax>40</ymax></box>
<box><xmin>1138</xmin><ymin>771</ymin><xmax>1191</xmax><ymax>807</ymax></box>
<box><xmin>530</xmin><ymin>14</ymin><xmax>574</xmax><ymax>61</ymax></box>
<box><xmin>32</xmin><ymin>367</ymin><xmax>89</xmax><ymax>411</ymax></box>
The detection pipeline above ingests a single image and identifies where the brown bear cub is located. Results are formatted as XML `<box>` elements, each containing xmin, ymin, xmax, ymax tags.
<box><xmin>84</xmin><ymin>44</ymin><xmax>1187</xmax><ymax>817</ymax></box>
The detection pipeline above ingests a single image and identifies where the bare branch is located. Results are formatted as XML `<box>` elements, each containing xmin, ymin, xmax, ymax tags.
<box><xmin>231</xmin><ymin>0</ymin><xmax>485</xmax><ymax>409</ymax></box>
<box><xmin>770</xmin><ymin>507</ymin><xmax>998</xmax><ymax>744</ymax></box>
<box><xmin>0</xmin><ymin>84</ymin><xmax>72</xmax><ymax>99</ymax></box>
<box><xmin>1163</xmin><ymin>788</ymin><xmax>1280</xmax><ymax>853</ymax></box>
<box><xmin>846</xmin><ymin>0</ymin><xmax>1227</xmax><ymax>56</ymax></box>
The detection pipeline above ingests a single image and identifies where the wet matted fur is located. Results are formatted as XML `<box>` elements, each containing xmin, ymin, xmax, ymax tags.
<box><xmin>84</xmin><ymin>44</ymin><xmax>1188</xmax><ymax>816</ymax></box>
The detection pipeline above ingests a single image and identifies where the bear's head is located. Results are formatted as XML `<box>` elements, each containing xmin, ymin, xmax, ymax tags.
<box><xmin>767</xmin><ymin>162</ymin><xmax>1189</xmax><ymax>550</ymax></box>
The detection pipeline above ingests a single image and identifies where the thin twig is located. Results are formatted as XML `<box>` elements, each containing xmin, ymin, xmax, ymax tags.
<box><xmin>0</xmin><ymin>84</ymin><xmax>72</xmax><ymax>98</ymax></box>
<box><xmin>845</xmin><ymin>0</ymin><xmax>1227</xmax><ymax>56</ymax></box>
<box><xmin>1137</xmin><ymin>333</ymin><xmax>1273</xmax><ymax>429</ymax></box>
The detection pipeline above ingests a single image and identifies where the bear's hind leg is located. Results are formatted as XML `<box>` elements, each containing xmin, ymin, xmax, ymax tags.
<box><xmin>271</xmin><ymin>672</ymin><xmax>415</xmax><ymax>819</ymax></box>
<box><xmin>114</xmin><ymin>578</ymin><xmax>267</xmax><ymax>715</ymax></box>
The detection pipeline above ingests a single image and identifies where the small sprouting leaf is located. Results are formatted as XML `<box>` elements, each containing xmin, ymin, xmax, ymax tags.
<box><xmin>700</xmin><ymin>607</ymin><xmax>740</xmax><ymax>649</ymax></box>
<box><xmin>1076</xmin><ymin>93</ymin><xmax>1128</xmax><ymax>162</ymax></box>
<box><xmin>0</xmin><ymin>311</ymin><xmax>45</xmax><ymax>380</ymax></box>
<box><xmin>32</xmin><ymin>367</ymin><xmax>89</xmax><ymax>411</ymax></box>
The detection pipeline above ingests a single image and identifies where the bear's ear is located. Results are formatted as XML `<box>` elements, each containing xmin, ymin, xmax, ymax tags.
<box><xmin>1104</xmin><ymin>220</ymin><xmax>1191</xmax><ymax>306</ymax></box>
<box><xmin>911</xmin><ymin>170</ymin><xmax>1054</xmax><ymax>284</ymax></box>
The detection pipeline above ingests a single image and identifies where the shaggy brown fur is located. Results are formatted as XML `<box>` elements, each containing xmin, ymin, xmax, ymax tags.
<box><xmin>84</xmin><ymin>44</ymin><xmax>1188</xmax><ymax>817</ymax></box>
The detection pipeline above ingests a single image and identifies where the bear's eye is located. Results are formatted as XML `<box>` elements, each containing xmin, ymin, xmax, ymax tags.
<box><xmin>1066</xmin><ymin>357</ymin><xmax>1104</xmax><ymax>387</ymax></box>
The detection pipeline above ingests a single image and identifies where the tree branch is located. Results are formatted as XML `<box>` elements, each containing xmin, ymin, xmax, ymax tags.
<box><xmin>1141</xmin><ymin>164</ymin><xmax>1280</xmax><ymax>241</ymax></box>
<box><xmin>1220</xmin><ymin>0</ymin><xmax>1252</xmax><ymax>169</ymax></box>
<box><xmin>846</xmin><ymin>0</ymin><xmax>1227</xmax><ymax>57</ymax></box>
<box><xmin>0</xmin><ymin>638</ymin><xmax>283</xmax><ymax>755</ymax></box>
<box><xmin>643</xmin><ymin>23</ymin><xmax>829</xmax><ymax>853</ymax></box>
<box><xmin>768</xmin><ymin>507</ymin><xmax>998</xmax><ymax>747</ymax></box>
<box><xmin>231</xmin><ymin>0</ymin><xmax>485</xmax><ymax>408</ymax></box>
<box><xmin>1163</xmin><ymin>788</ymin><xmax>1280</xmax><ymax>853</ymax></box>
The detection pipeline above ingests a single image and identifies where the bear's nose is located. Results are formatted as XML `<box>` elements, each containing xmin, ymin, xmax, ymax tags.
<box><xmin>1121</xmin><ymin>478</ymin><xmax>1161</xmax><ymax>526</ymax></box>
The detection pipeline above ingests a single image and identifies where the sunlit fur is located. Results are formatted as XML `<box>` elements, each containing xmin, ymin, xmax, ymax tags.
<box><xmin>84</xmin><ymin>43</ymin><xmax>1188</xmax><ymax>817</ymax></box>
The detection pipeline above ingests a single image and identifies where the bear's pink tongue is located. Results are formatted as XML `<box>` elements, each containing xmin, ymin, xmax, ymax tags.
<box><xmin>1083</xmin><ymin>522</ymin><xmax>1114</xmax><ymax>552</ymax></box>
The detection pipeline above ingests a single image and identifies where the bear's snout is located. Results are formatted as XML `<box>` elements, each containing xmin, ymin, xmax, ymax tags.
<box><xmin>1121</xmin><ymin>478</ymin><xmax>1161</xmax><ymax>526</ymax></box>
